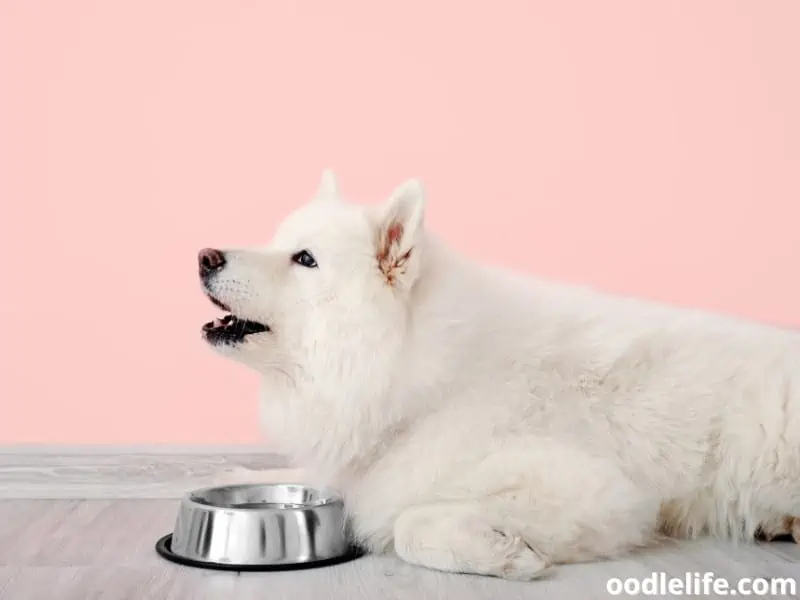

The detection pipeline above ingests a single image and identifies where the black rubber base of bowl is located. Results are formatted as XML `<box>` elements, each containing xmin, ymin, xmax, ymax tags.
<box><xmin>155</xmin><ymin>534</ymin><xmax>366</xmax><ymax>572</ymax></box>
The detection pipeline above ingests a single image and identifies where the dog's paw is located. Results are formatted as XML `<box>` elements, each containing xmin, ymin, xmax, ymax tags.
<box><xmin>394</xmin><ymin>506</ymin><xmax>554</xmax><ymax>581</ymax></box>
<box><xmin>757</xmin><ymin>515</ymin><xmax>799</xmax><ymax>542</ymax></box>
<box><xmin>498</xmin><ymin>537</ymin><xmax>553</xmax><ymax>581</ymax></box>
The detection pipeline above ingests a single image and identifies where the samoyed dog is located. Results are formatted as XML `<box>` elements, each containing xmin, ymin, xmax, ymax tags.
<box><xmin>197</xmin><ymin>170</ymin><xmax>799</xmax><ymax>580</ymax></box>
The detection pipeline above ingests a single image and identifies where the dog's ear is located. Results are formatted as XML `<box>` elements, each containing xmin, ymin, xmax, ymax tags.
<box><xmin>375</xmin><ymin>179</ymin><xmax>425</xmax><ymax>289</ymax></box>
<box><xmin>312</xmin><ymin>168</ymin><xmax>340</xmax><ymax>203</ymax></box>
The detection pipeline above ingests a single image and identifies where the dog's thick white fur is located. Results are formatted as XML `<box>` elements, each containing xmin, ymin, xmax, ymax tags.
<box><xmin>200</xmin><ymin>171</ymin><xmax>800</xmax><ymax>580</ymax></box>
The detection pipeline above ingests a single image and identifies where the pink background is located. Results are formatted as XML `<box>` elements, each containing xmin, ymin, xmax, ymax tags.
<box><xmin>1</xmin><ymin>1</ymin><xmax>799</xmax><ymax>444</ymax></box>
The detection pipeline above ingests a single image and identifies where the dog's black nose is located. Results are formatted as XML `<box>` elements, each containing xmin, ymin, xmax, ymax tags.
<box><xmin>198</xmin><ymin>248</ymin><xmax>226</xmax><ymax>278</ymax></box>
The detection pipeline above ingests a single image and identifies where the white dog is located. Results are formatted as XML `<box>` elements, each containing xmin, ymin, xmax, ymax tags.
<box><xmin>197</xmin><ymin>170</ymin><xmax>800</xmax><ymax>580</ymax></box>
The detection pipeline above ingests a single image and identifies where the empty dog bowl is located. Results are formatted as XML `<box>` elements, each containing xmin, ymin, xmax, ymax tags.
<box><xmin>155</xmin><ymin>483</ymin><xmax>364</xmax><ymax>571</ymax></box>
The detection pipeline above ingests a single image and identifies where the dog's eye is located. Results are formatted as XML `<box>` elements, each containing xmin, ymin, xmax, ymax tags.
<box><xmin>291</xmin><ymin>249</ymin><xmax>318</xmax><ymax>268</ymax></box>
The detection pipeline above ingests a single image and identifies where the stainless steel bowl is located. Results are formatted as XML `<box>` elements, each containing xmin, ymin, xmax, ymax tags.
<box><xmin>155</xmin><ymin>483</ymin><xmax>363</xmax><ymax>570</ymax></box>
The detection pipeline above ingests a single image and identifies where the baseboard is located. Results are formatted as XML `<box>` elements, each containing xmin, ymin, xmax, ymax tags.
<box><xmin>0</xmin><ymin>444</ymin><xmax>280</xmax><ymax>455</ymax></box>
<box><xmin>0</xmin><ymin>445</ymin><xmax>303</xmax><ymax>500</ymax></box>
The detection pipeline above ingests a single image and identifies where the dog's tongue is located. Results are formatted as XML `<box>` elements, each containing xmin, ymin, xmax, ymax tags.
<box><xmin>211</xmin><ymin>315</ymin><xmax>236</xmax><ymax>328</ymax></box>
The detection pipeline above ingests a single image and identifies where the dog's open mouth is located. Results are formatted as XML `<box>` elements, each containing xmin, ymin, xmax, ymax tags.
<box><xmin>202</xmin><ymin>314</ymin><xmax>270</xmax><ymax>345</ymax></box>
<box><xmin>202</xmin><ymin>294</ymin><xmax>269</xmax><ymax>345</ymax></box>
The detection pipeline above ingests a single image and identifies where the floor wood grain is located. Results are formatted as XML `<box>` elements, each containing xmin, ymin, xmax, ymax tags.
<box><xmin>0</xmin><ymin>500</ymin><xmax>797</xmax><ymax>599</ymax></box>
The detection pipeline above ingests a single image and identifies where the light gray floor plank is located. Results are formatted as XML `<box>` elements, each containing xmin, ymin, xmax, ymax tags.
<box><xmin>0</xmin><ymin>501</ymin><xmax>797</xmax><ymax>599</ymax></box>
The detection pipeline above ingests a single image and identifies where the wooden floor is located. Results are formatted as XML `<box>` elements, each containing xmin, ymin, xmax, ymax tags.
<box><xmin>1</xmin><ymin>499</ymin><xmax>798</xmax><ymax>600</ymax></box>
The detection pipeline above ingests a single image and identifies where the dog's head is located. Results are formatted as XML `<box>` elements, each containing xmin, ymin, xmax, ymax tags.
<box><xmin>197</xmin><ymin>170</ymin><xmax>427</xmax><ymax>382</ymax></box>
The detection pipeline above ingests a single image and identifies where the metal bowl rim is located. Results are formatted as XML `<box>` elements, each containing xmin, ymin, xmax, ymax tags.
<box><xmin>183</xmin><ymin>482</ymin><xmax>344</xmax><ymax>512</ymax></box>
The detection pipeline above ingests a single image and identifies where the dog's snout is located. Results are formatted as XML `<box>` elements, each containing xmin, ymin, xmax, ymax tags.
<box><xmin>198</xmin><ymin>248</ymin><xmax>226</xmax><ymax>278</ymax></box>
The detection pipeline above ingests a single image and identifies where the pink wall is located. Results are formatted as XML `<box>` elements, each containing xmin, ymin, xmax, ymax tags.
<box><xmin>1</xmin><ymin>1</ymin><xmax>799</xmax><ymax>443</ymax></box>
